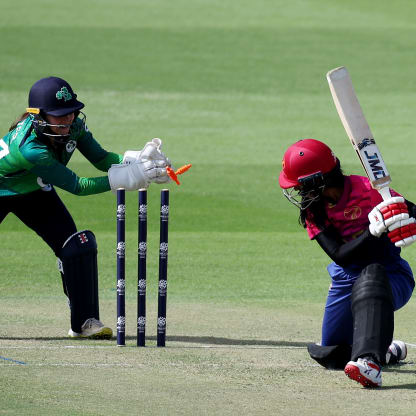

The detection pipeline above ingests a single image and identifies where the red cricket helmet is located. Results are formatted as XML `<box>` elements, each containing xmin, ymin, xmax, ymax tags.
<box><xmin>279</xmin><ymin>139</ymin><xmax>337</xmax><ymax>189</ymax></box>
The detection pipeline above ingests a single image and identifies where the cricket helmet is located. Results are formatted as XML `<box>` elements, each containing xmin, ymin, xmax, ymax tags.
<box><xmin>279</xmin><ymin>139</ymin><xmax>337</xmax><ymax>189</ymax></box>
<box><xmin>279</xmin><ymin>139</ymin><xmax>339</xmax><ymax>209</ymax></box>
<box><xmin>26</xmin><ymin>77</ymin><xmax>85</xmax><ymax>143</ymax></box>
<box><xmin>28</xmin><ymin>77</ymin><xmax>84</xmax><ymax>116</ymax></box>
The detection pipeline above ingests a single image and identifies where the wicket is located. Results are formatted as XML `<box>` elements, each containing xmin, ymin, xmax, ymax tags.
<box><xmin>157</xmin><ymin>189</ymin><xmax>169</xmax><ymax>347</ymax></box>
<box><xmin>116</xmin><ymin>188</ymin><xmax>170</xmax><ymax>347</ymax></box>
<box><xmin>137</xmin><ymin>189</ymin><xmax>147</xmax><ymax>346</ymax></box>
<box><xmin>116</xmin><ymin>190</ymin><xmax>126</xmax><ymax>346</ymax></box>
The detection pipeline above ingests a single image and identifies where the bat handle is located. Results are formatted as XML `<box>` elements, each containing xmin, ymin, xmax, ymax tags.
<box><xmin>378</xmin><ymin>186</ymin><xmax>392</xmax><ymax>201</ymax></box>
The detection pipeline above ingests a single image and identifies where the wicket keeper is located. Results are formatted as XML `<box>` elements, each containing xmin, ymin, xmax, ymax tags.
<box><xmin>0</xmin><ymin>77</ymin><xmax>172</xmax><ymax>339</ymax></box>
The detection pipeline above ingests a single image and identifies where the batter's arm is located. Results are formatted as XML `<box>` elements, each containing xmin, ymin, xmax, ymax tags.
<box><xmin>315</xmin><ymin>226</ymin><xmax>381</xmax><ymax>268</ymax></box>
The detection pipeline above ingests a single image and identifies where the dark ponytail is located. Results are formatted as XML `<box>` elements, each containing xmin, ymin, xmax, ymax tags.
<box><xmin>9</xmin><ymin>113</ymin><xmax>30</xmax><ymax>131</ymax></box>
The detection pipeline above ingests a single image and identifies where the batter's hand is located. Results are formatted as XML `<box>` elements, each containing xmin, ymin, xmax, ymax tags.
<box><xmin>388</xmin><ymin>218</ymin><xmax>416</xmax><ymax>247</ymax></box>
<box><xmin>368</xmin><ymin>197</ymin><xmax>409</xmax><ymax>237</ymax></box>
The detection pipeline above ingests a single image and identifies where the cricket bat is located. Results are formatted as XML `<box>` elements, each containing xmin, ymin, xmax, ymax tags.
<box><xmin>326</xmin><ymin>66</ymin><xmax>391</xmax><ymax>200</ymax></box>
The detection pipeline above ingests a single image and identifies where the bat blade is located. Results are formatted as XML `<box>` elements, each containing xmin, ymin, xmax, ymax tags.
<box><xmin>326</xmin><ymin>66</ymin><xmax>391</xmax><ymax>200</ymax></box>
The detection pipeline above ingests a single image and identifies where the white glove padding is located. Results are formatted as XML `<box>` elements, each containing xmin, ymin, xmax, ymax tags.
<box><xmin>368</xmin><ymin>197</ymin><xmax>409</xmax><ymax>237</ymax></box>
<box><xmin>388</xmin><ymin>217</ymin><xmax>416</xmax><ymax>248</ymax></box>
<box><xmin>122</xmin><ymin>138</ymin><xmax>171</xmax><ymax>166</ymax></box>
<box><xmin>108</xmin><ymin>162</ymin><xmax>149</xmax><ymax>191</ymax></box>
<box><xmin>144</xmin><ymin>159</ymin><xmax>171</xmax><ymax>184</ymax></box>
<box><xmin>108</xmin><ymin>160</ymin><xmax>171</xmax><ymax>191</ymax></box>
<box><xmin>122</xmin><ymin>150</ymin><xmax>141</xmax><ymax>164</ymax></box>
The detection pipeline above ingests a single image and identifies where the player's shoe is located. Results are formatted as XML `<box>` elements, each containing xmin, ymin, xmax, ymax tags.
<box><xmin>344</xmin><ymin>357</ymin><xmax>382</xmax><ymax>388</ymax></box>
<box><xmin>385</xmin><ymin>340</ymin><xmax>407</xmax><ymax>365</ymax></box>
<box><xmin>68</xmin><ymin>318</ymin><xmax>113</xmax><ymax>339</ymax></box>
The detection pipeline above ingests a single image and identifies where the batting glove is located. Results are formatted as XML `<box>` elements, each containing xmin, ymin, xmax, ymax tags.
<box><xmin>368</xmin><ymin>197</ymin><xmax>409</xmax><ymax>237</ymax></box>
<box><xmin>388</xmin><ymin>217</ymin><xmax>416</xmax><ymax>247</ymax></box>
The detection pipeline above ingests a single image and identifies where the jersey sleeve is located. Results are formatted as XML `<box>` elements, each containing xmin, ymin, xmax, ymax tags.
<box><xmin>75</xmin><ymin>121</ymin><xmax>122</xmax><ymax>171</ymax></box>
<box><xmin>30</xmin><ymin>161</ymin><xmax>110</xmax><ymax>195</ymax></box>
<box><xmin>315</xmin><ymin>225</ymin><xmax>379</xmax><ymax>267</ymax></box>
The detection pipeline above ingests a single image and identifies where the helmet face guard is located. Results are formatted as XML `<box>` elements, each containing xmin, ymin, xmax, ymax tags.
<box><xmin>30</xmin><ymin>110</ymin><xmax>86</xmax><ymax>144</ymax></box>
<box><xmin>283</xmin><ymin>172</ymin><xmax>326</xmax><ymax>210</ymax></box>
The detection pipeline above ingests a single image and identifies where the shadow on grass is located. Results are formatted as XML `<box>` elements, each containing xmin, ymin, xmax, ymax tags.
<box><xmin>384</xmin><ymin>366</ymin><xmax>416</xmax><ymax>374</ymax></box>
<box><xmin>0</xmin><ymin>334</ymin><xmax>309</xmax><ymax>348</ymax></box>
<box><xmin>382</xmin><ymin>384</ymin><xmax>416</xmax><ymax>390</ymax></box>
<box><xmin>145</xmin><ymin>335</ymin><xmax>309</xmax><ymax>347</ymax></box>
<box><xmin>375</xmin><ymin>365</ymin><xmax>416</xmax><ymax>390</ymax></box>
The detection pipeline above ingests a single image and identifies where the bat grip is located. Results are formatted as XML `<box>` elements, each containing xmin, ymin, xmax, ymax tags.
<box><xmin>378</xmin><ymin>186</ymin><xmax>392</xmax><ymax>201</ymax></box>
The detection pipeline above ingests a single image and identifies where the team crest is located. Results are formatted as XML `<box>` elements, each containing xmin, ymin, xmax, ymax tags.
<box><xmin>344</xmin><ymin>206</ymin><xmax>362</xmax><ymax>220</ymax></box>
<box><xmin>56</xmin><ymin>87</ymin><xmax>72</xmax><ymax>102</ymax></box>
<box><xmin>66</xmin><ymin>140</ymin><xmax>76</xmax><ymax>153</ymax></box>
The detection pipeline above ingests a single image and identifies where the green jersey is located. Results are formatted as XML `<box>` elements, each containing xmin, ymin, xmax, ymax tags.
<box><xmin>0</xmin><ymin>115</ymin><xmax>122</xmax><ymax>196</ymax></box>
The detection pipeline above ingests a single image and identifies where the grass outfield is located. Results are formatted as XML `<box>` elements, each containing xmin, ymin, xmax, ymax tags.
<box><xmin>1</xmin><ymin>0</ymin><xmax>416</xmax><ymax>414</ymax></box>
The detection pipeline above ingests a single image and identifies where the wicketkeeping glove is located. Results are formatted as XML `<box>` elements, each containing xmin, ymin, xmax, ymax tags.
<box><xmin>368</xmin><ymin>197</ymin><xmax>409</xmax><ymax>237</ymax></box>
<box><xmin>388</xmin><ymin>218</ymin><xmax>416</xmax><ymax>247</ymax></box>
<box><xmin>123</xmin><ymin>138</ymin><xmax>171</xmax><ymax>166</ymax></box>
<box><xmin>108</xmin><ymin>159</ymin><xmax>169</xmax><ymax>191</ymax></box>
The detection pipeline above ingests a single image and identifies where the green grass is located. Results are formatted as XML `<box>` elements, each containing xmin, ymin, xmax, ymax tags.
<box><xmin>1</xmin><ymin>0</ymin><xmax>416</xmax><ymax>414</ymax></box>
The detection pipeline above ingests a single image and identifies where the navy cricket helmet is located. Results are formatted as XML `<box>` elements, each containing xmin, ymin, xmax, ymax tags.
<box><xmin>27</xmin><ymin>77</ymin><xmax>84</xmax><ymax>116</ymax></box>
<box><xmin>26</xmin><ymin>77</ymin><xmax>86</xmax><ymax>143</ymax></box>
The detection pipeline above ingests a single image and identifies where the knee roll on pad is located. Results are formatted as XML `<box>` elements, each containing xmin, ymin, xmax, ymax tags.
<box><xmin>57</xmin><ymin>230</ymin><xmax>99</xmax><ymax>332</ymax></box>
<box><xmin>351</xmin><ymin>263</ymin><xmax>394</xmax><ymax>364</ymax></box>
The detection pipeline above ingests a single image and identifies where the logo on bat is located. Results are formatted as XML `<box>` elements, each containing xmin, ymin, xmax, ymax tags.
<box><xmin>358</xmin><ymin>138</ymin><xmax>376</xmax><ymax>150</ymax></box>
<box><xmin>363</xmin><ymin>150</ymin><xmax>387</xmax><ymax>180</ymax></box>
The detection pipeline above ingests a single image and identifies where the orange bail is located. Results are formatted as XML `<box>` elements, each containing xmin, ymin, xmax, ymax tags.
<box><xmin>166</xmin><ymin>164</ymin><xmax>192</xmax><ymax>185</ymax></box>
<box><xmin>166</xmin><ymin>166</ymin><xmax>180</xmax><ymax>185</ymax></box>
<box><xmin>175</xmin><ymin>164</ymin><xmax>192</xmax><ymax>175</ymax></box>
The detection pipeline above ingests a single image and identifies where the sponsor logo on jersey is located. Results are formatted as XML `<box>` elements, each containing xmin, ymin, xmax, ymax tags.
<box><xmin>37</xmin><ymin>177</ymin><xmax>52</xmax><ymax>192</ymax></box>
<box><xmin>344</xmin><ymin>205</ymin><xmax>362</xmax><ymax>220</ymax></box>
<box><xmin>11</xmin><ymin>120</ymin><xmax>25</xmax><ymax>141</ymax></box>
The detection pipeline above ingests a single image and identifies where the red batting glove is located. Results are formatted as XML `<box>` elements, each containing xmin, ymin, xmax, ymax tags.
<box><xmin>368</xmin><ymin>197</ymin><xmax>409</xmax><ymax>237</ymax></box>
<box><xmin>388</xmin><ymin>218</ymin><xmax>416</xmax><ymax>248</ymax></box>
<box><xmin>379</xmin><ymin>201</ymin><xmax>408</xmax><ymax>222</ymax></box>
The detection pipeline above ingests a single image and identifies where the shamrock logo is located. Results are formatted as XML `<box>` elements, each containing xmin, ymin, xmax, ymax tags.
<box><xmin>56</xmin><ymin>87</ymin><xmax>72</xmax><ymax>102</ymax></box>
